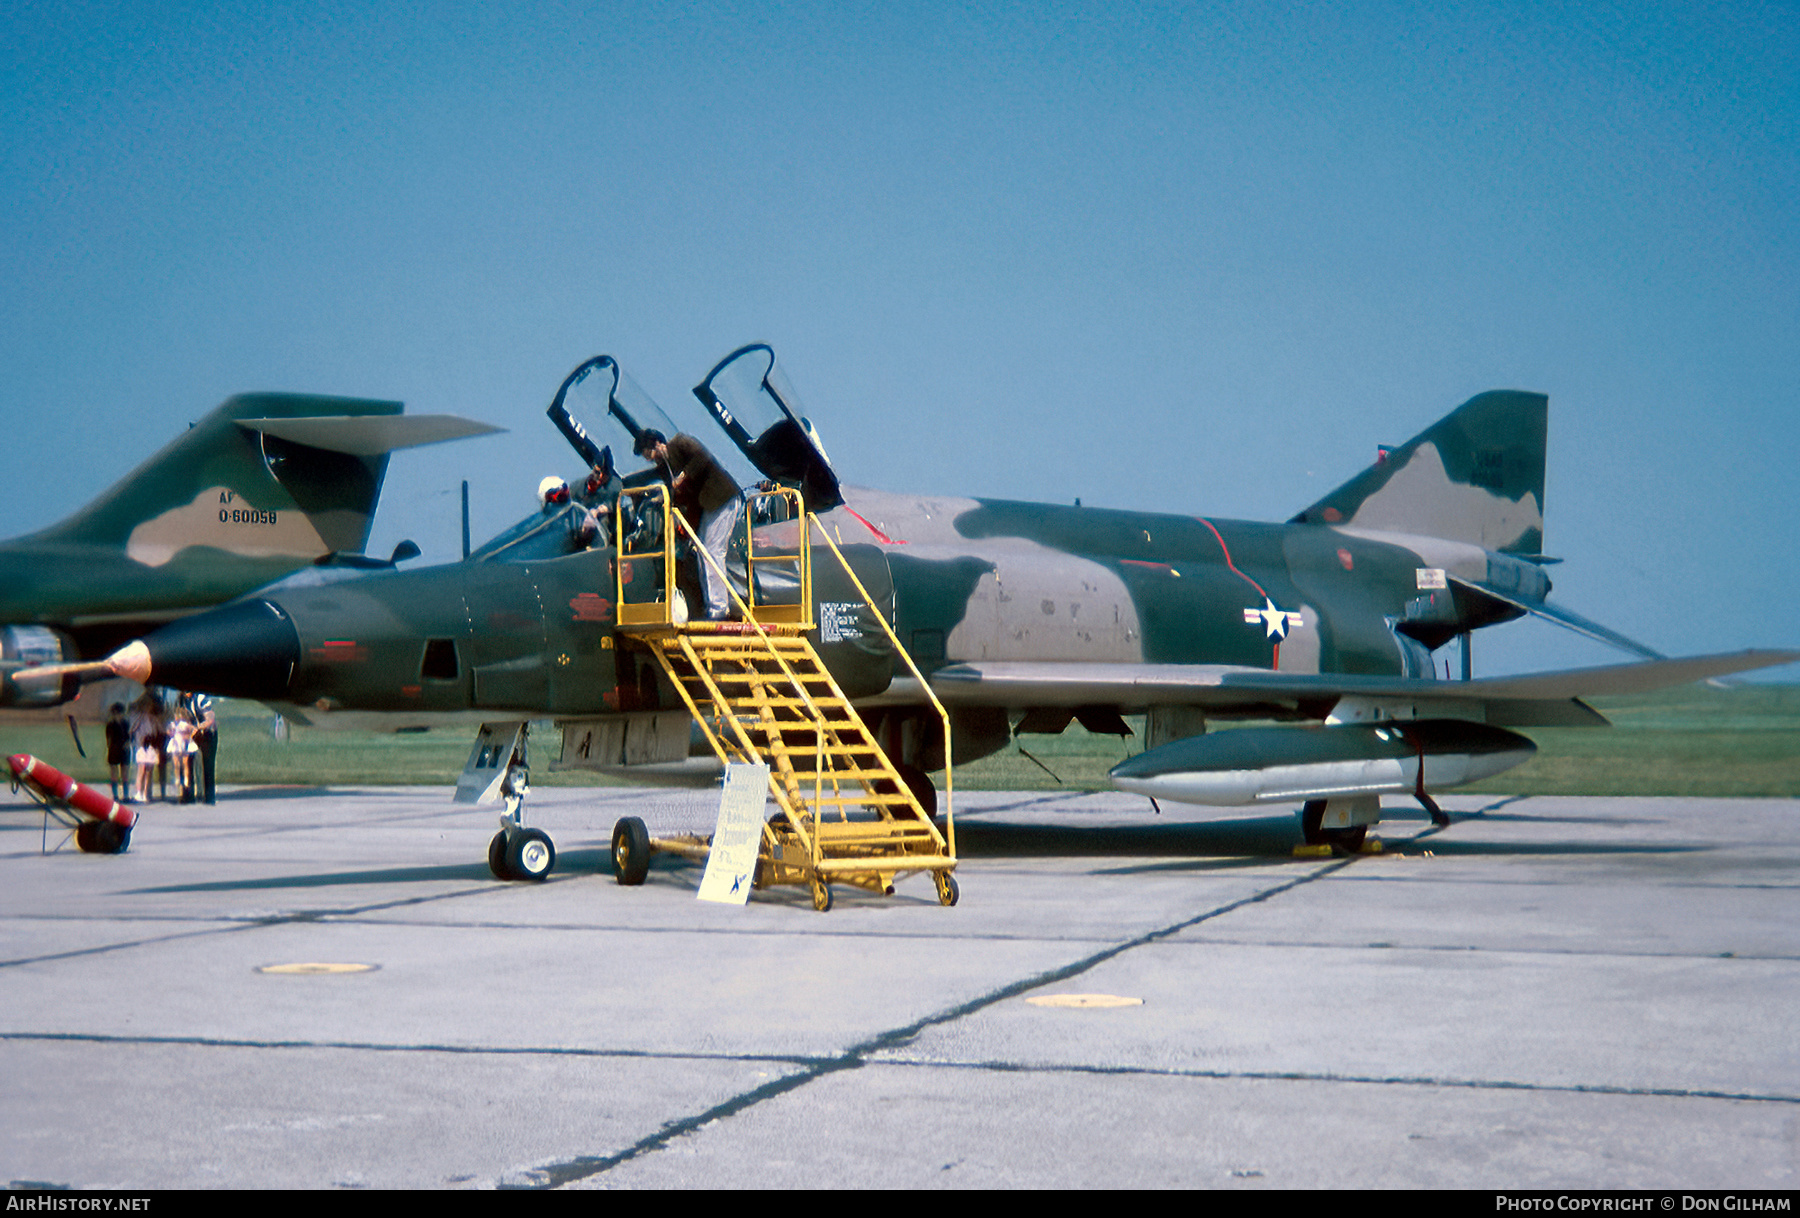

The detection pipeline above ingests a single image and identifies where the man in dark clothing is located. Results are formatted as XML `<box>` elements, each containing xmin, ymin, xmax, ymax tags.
<box><xmin>182</xmin><ymin>690</ymin><xmax>217</xmax><ymax>804</ymax></box>
<box><xmin>635</xmin><ymin>430</ymin><xmax>743</xmax><ymax>620</ymax></box>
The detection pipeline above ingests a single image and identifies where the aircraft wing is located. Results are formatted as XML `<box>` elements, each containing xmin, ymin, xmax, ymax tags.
<box><xmin>236</xmin><ymin>414</ymin><xmax>503</xmax><ymax>456</ymax></box>
<box><xmin>912</xmin><ymin>650</ymin><xmax>1800</xmax><ymax>727</ymax></box>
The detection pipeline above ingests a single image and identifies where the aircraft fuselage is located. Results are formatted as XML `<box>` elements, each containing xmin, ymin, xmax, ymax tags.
<box><xmin>133</xmin><ymin>485</ymin><xmax>1540</xmax><ymax>758</ymax></box>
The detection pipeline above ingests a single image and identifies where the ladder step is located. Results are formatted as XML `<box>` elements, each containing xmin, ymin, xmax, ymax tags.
<box><xmin>631</xmin><ymin>617</ymin><xmax>955</xmax><ymax>897</ymax></box>
<box><xmin>784</xmin><ymin>794</ymin><xmax>926</xmax><ymax>808</ymax></box>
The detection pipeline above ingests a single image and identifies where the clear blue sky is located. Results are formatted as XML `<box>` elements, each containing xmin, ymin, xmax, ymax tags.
<box><xmin>3</xmin><ymin>1</ymin><xmax>1794</xmax><ymax>677</ymax></box>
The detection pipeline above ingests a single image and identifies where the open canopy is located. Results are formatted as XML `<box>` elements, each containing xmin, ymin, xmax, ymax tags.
<box><xmin>545</xmin><ymin>355</ymin><xmax>685</xmax><ymax>479</ymax></box>
<box><xmin>693</xmin><ymin>344</ymin><xmax>842</xmax><ymax>511</ymax></box>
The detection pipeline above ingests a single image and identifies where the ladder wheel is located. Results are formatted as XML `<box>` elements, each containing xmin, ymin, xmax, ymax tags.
<box><xmin>811</xmin><ymin>880</ymin><xmax>833</xmax><ymax>912</ymax></box>
<box><xmin>935</xmin><ymin>872</ymin><xmax>959</xmax><ymax>907</ymax></box>
<box><xmin>613</xmin><ymin>817</ymin><xmax>650</xmax><ymax>886</ymax></box>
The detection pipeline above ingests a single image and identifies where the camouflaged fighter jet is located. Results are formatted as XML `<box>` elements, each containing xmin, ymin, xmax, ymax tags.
<box><xmin>38</xmin><ymin>346</ymin><xmax>1796</xmax><ymax>874</ymax></box>
<box><xmin>0</xmin><ymin>391</ymin><xmax>500</xmax><ymax>715</ymax></box>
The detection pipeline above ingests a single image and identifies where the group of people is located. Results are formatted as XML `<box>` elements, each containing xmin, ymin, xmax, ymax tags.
<box><xmin>104</xmin><ymin>690</ymin><xmax>216</xmax><ymax>805</ymax></box>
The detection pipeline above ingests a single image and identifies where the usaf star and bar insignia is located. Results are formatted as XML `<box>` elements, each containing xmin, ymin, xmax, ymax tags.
<box><xmin>1243</xmin><ymin>598</ymin><xmax>1304</xmax><ymax>640</ymax></box>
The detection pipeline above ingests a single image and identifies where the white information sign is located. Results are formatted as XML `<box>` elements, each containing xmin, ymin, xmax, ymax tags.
<box><xmin>697</xmin><ymin>763</ymin><xmax>771</xmax><ymax>905</ymax></box>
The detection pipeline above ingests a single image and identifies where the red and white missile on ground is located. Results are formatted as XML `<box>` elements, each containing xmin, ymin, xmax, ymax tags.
<box><xmin>8</xmin><ymin>754</ymin><xmax>136</xmax><ymax>826</ymax></box>
<box><xmin>8</xmin><ymin>753</ymin><xmax>138</xmax><ymax>854</ymax></box>
<box><xmin>1107</xmin><ymin>719</ymin><xmax>1537</xmax><ymax>807</ymax></box>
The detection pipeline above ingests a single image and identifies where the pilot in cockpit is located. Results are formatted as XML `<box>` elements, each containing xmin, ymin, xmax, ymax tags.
<box><xmin>577</xmin><ymin>445</ymin><xmax>620</xmax><ymax>508</ymax></box>
<box><xmin>538</xmin><ymin>473</ymin><xmax>611</xmax><ymax>551</ymax></box>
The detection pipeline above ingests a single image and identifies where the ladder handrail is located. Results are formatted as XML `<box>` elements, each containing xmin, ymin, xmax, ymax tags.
<box><xmin>614</xmin><ymin>483</ymin><xmax>681</xmax><ymax>626</ymax></box>
<box><xmin>614</xmin><ymin>484</ymin><xmax>954</xmax><ymax>855</ymax></box>
<box><xmin>803</xmin><ymin>512</ymin><xmax>955</xmax><ymax>851</ymax></box>
<box><xmin>741</xmin><ymin>486</ymin><xmax>812</xmax><ymax>626</ymax></box>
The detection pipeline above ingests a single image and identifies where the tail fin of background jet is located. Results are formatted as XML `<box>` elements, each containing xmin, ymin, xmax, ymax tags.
<box><xmin>1291</xmin><ymin>390</ymin><xmax>1548</xmax><ymax>555</ymax></box>
<box><xmin>28</xmin><ymin>393</ymin><xmax>493</xmax><ymax>567</ymax></box>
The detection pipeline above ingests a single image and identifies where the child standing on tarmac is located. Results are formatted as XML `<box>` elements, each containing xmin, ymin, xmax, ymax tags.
<box><xmin>105</xmin><ymin>703</ymin><xmax>131</xmax><ymax>801</ymax></box>
<box><xmin>167</xmin><ymin>710</ymin><xmax>197</xmax><ymax>804</ymax></box>
<box><xmin>131</xmin><ymin>700</ymin><xmax>161</xmax><ymax>804</ymax></box>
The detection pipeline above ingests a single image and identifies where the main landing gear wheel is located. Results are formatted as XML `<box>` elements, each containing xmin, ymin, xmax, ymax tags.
<box><xmin>892</xmin><ymin>762</ymin><xmax>938</xmax><ymax>819</ymax></box>
<box><xmin>488</xmin><ymin>830</ymin><xmax>515</xmax><ymax>880</ymax></box>
<box><xmin>612</xmin><ymin>817</ymin><xmax>650</xmax><ymax>886</ymax></box>
<box><xmin>934</xmin><ymin>872</ymin><xmax>959</xmax><ymax>907</ymax></box>
<box><xmin>505</xmin><ymin>828</ymin><xmax>556</xmax><ymax>881</ymax></box>
<box><xmin>1300</xmin><ymin>800</ymin><xmax>1368</xmax><ymax>854</ymax></box>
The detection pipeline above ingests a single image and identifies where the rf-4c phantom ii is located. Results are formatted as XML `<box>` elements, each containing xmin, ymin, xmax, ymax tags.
<box><xmin>41</xmin><ymin>346</ymin><xmax>1797</xmax><ymax>876</ymax></box>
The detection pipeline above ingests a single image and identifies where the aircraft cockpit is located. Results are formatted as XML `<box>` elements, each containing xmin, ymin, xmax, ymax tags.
<box><xmin>468</xmin><ymin>356</ymin><xmax>691</xmax><ymax>565</ymax></box>
<box><xmin>467</xmin><ymin>345</ymin><xmax>845</xmax><ymax>569</ymax></box>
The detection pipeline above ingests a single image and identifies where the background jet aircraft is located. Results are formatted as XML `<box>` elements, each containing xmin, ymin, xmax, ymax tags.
<box><xmin>46</xmin><ymin>347</ymin><xmax>1795</xmax><ymax>872</ymax></box>
<box><xmin>0</xmin><ymin>391</ymin><xmax>500</xmax><ymax>714</ymax></box>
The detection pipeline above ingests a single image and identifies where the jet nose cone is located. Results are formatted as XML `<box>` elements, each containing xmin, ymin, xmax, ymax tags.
<box><xmin>138</xmin><ymin>598</ymin><xmax>300</xmax><ymax>699</ymax></box>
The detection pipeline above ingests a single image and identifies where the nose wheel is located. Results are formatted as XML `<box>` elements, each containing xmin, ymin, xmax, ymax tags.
<box><xmin>488</xmin><ymin>826</ymin><xmax>556</xmax><ymax>881</ymax></box>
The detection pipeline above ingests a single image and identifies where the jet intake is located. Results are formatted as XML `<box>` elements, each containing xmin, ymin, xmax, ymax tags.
<box><xmin>1109</xmin><ymin>719</ymin><xmax>1535</xmax><ymax>807</ymax></box>
<box><xmin>0</xmin><ymin>626</ymin><xmax>78</xmax><ymax>707</ymax></box>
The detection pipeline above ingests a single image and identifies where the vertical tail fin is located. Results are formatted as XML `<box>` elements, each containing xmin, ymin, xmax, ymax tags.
<box><xmin>1291</xmin><ymin>390</ymin><xmax>1548</xmax><ymax>554</ymax></box>
<box><xmin>32</xmin><ymin>393</ymin><xmax>404</xmax><ymax>564</ymax></box>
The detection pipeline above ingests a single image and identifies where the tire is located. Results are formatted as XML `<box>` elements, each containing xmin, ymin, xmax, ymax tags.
<box><xmin>935</xmin><ymin>872</ymin><xmax>959</xmax><ymax>907</ymax></box>
<box><xmin>76</xmin><ymin>821</ymin><xmax>129</xmax><ymax>854</ymax></box>
<box><xmin>1300</xmin><ymin>800</ymin><xmax>1366</xmax><ymax>854</ymax></box>
<box><xmin>488</xmin><ymin>830</ymin><xmax>515</xmax><ymax>880</ymax></box>
<box><xmin>1300</xmin><ymin>799</ymin><xmax>1328</xmax><ymax>846</ymax></box>
<box><xmin>612</xmin><ymin>817</ymin><xmax>650</xmax><ymax>886</ymax></box>
<box><xmin>506</xmin><ymin>828</ymin><xmax>555</xmax><ymax>881</ymax></box>
<box><xmin>894</xmin><ymin>762</ymin><xmax>938</xmax><ymax>819</ymax></box>
<box><xmin>811</xmin><ymin>880</ymin><xmax>833</xmax><ymax>912</ymax></box>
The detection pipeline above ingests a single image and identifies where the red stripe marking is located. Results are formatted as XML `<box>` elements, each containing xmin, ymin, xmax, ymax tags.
<box><xmin>1194</xmin><ymin>517</ymin><xmax>1269</xmax><ymax>600</ymax></box>
<box><xmin>1197</xmin><ymin>516</ymin><xmax>1284</xmax><ymax>671</ymax></box>
<box><xmin>843</xmin><ymin>507</ymin><xmax>905</xmax><ymax>544</ymax></box>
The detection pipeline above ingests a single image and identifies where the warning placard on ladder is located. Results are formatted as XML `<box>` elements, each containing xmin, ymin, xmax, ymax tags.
<box><xmin>697</xmin><ymin>763</ymin><xmax>771</xmax><ymax>905</ymax></box>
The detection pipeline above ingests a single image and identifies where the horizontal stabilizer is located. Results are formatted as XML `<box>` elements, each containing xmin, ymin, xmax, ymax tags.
<box><xmin>236</xmin><ymin>414</ymin><xmax>503</xmax><ymax>456</ymax></box>
<box><xmin>1450</xmin><ymin>576</ymin><xmax>1663</xmax><ymax>661</ymax></box>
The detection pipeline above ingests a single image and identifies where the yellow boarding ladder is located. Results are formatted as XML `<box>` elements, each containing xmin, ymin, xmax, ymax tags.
<box><xmin>612</xmin><ymin>485</ymin><xmax>957</xmax><ymax>912</ymax></box>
